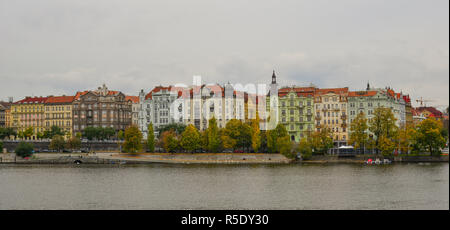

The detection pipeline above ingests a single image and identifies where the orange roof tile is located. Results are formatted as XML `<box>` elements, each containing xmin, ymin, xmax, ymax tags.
<box><xmin>348</xmin><ymin>91</ymin><xmax>378</xmax><ymax>97</ymax></box>
<box><xmin>125</xmin><ymin>96</ymin><xmax>139</xmax><ymax>103</ymax></box>
<box><xmin>46</xmin><ymin>96</ymin><xmax>75</xmax><ymax>104</ymax></box>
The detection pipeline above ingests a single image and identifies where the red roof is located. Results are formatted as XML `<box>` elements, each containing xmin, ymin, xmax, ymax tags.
<box><xmin>14</xmin><ymin>96</ymin><xmax>48</xmax><ymax>104</ymax></box>
<box><xmin>278</xmin><ymin>87</ymin><xmax>316</xmax><ymax>98</ymax></box>
<box><xmin>45</xmin><ymin>96</ymin><xmax>75</xmax><ymax>104</ymax></box>
<box><xmin>414</xmin><ymin>107</ymin><xmax>443</xmax><ymax>118</ymax></box>
<box><xmin>125</xmin><ymin>96</ymin><xmax>139</xmax><ymax>103</ymax></box>
<box><xmin>315</xmin><ymin>87</ymin><xmax>348</xmax><ymax>96</ymax></box>
<box><xmin>74</xmin><ymin>91</ymin><xmax>89</xmax><ymax>100</ymax></box>
<box><xmin>348</xmin><ymin>91</ymin><xmax>378</xmax><ymax>97</ymax></box>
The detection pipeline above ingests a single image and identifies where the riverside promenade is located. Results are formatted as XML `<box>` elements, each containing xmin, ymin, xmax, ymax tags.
<box><xmin>1</xmin><ymin>152</ymin><xmax>447</xmax><ymax>164</ymax></box>
<box><xmin>0</xmin><ymin>152</ymin><xmax>292</xmax><ymax>164</ymax></box>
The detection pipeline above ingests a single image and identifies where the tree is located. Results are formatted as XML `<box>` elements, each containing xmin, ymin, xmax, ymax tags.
<box><xmin>221</xmin><ymin>119</ymin><xmax>251</xmax><ymax>152</ymax></box>
<box><xmin>83</xmin><ymin>127</ymin><xmax>99</xmax><ymax>140</ymax></box>
<box><xmin>0</xmin><ymin>141</ymin><xmax>3</xmax><ymax>152</ymax></box>
<box><xmin>36</xmin><ymin>131</ymin><xmax>44</xmax><ymax>140</ymax></box>
<box><xmin>147</xmin><ymin>123</ymin><xmax>155</xmax><ymax>152</ymax></box>
<box><xmin>45</xmin><ymin>126</ymin><xmax>65</xmax><ymax>139</ymax></box>
<box><xmin>206</xmin><ymin>117</ymin><xmax>222</xmax><ymax>153</ymax></box>
<box><xmin>0</xmin><ymin>127</ymin><xmax>16</xmax><ymax>140</ymax></box>
<box><xmin>415</xmin><ymin>118</ymin><xmax>446</xmax><ymax>156</ymax></box>
<box><xmin>396</xmin><ymin>124</ymin><xmax>417</xmax><ymax>154</ymax></box>
<box><xmin>297</xmin><ymin>138</ymin><xmax>313</xmax><ymax>160</ymax></box>
<box><xmin>310</xmin><ymin>126</ymin><xmax>333</xmax><ymax>155</ymax></box>
<box><xmin>100</xmin><ymin>127</ymin><xmax>116</xmax><ymax>140</ymax></box>
<box><xmin>378</xmin><ymin>135</ymin><xmax>396</xmax><ymax>157</ymax></box>
<box><xmin>180</xmin><ymin>124</ymin><xmax>201</xmax><ymax>153</ymax></box>
<box><xmin>161</xmin><ymin>130</ymin><xmax>179</xmax><ymax>153</ymax></box>
<box><xmin>369</xmin><ymin>107</ymin><xmax>398</xmax><ymax>154</ymax></box>
<box><xmin>65</xmin><ymin>136</ymin><xmax>81</xmax><ymax>151</ymax></box>
<box><xmin>23</xmin><ymin>127</ymin><xmax>34</xmax><ymax>140</ymax></box>
<box><xmin>15</xmin><ymin>142</ymin><xmax>34</xmax><ymax>158</ymax></box>
<box><xmin>49</xmin><ymin>135</ymin><xmax>66</xmax><ymax>152</ymax></box>
<box><xmin>266</xmin><ymin>124</ymin><xmax>288</xmax><ymax>153</ymax></box>
<box><xmin>156</xmin><ymin>123</ymin><xmax>186</xmax><ymax>138</ymax></box>
<box><xmin>117</xmin><ymin>130</ymin><xmax>124</xmax><ymax>140</ymax></box>
<box><xmin>122</xmin><ymin>125</ymin><xmax>143</xmax><ymax>153</ymax></box>
<box><xmin>349</xmin><ymin>112</ymin><xmax>369</xmax><ymax>152</ymax></box>
<box><xmin>278</xmin><ymin>136</ymin><xmax>294</xmax><ymax>159</ymax></box>
<box><xmin>250</xmin><ymin>116</ymin><xmax>261</xmax><ymax>153</ymax></box>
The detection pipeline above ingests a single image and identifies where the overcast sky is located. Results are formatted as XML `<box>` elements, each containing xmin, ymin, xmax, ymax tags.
<box><xmin>0</xmin><ymin>0</ymin><xmax>448</xmax><ymax>109</ymax></box>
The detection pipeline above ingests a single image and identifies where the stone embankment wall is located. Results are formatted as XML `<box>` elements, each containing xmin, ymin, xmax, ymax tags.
<box><xmin>1</xmin><ymin>140</ymin><xmax>120</xmax><ymax>152</ymax></box>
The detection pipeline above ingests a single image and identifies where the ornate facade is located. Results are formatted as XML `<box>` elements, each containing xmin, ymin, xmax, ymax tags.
<box><xmin>72</xmin><ymin>84</ymin><xmax>132</xmax><ymax>134</ymax></box>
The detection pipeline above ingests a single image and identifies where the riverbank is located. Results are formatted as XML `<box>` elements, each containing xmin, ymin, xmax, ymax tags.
<box><xmin>1</xmin><ymin>152</ymin><xmax>448</xmax><ymax>164</ymax></box>
<box><xmin>0</xmin><ymin>153</ymin><xmax>293</xmax><ymax>164</ymax></box>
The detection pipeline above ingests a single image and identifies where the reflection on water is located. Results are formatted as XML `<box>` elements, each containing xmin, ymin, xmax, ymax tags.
<box><xmin>0</xmin><ymin>163</ymin><xmax>448</xmax><ymax>210</ymax></box>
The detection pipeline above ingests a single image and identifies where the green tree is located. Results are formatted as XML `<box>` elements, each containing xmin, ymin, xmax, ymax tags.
<box><xmin>156</xmin><ymin>123</ymin><xmax>186</xmax><ymax>138</ymax></box>
<box><xmin>0</xmin><ymin>128</ymin><xmax>16</xmax><ymax>140</ymax></box>
<box><xmin>83</xmin><ymin>127</ymin><xmax>98</xmax><ymax>140</ymax></box>
<box><xmin>206</xmin><ymin>117</ymin><xmax>222</xmax><ymax>153</ymax></box>
<box><xmin>349</xmin><ymin>112</ymin><xmax>369</xmax><ymax>152</ymax></box>
<box><xmin>49</xmin><ymin>135</ymin><xmax>66</xmax><ymax>152</ymax></box>
<box><xmin>36</xmin><ymin>131</ymin><xmax>44</xmax><ymax>140</ymax></box>
<box><xmin>278</xmin><ymin>136</ymin><xmax>294</xmax><ymax>159</ymax></box>
<box><xmin>147</xmin><ymin>123</ymin><xmax>155</xmax><ymax>152</ymax></box>
<box><xmin>397</xmin><ymin>124</ymin><xmax>417</xmax><ymax>154</ymax></box>
<box><xmin>117</xmin><ymin>130</ymin><xmax>124</xmax><ymax>140</ymax></box>
<box><xmin>45</xmin><ymin>126</ymin><xmax>65</xmax><ymax>139</ymax></box>
<box><xmin>369</xmin><ymin>107</ymin><xmax>398</xmax><ymax>154</ymax></box>
<box><xmin>65</xmin><ymin>136</ymin><xmax>81</xmax><ymax>151</ymax></box>
<box><xmin>250</xmin><ymin>116</ymin><xmax>261</xmax><ymax>152</ymax></box>
<box><xmin>180</xmin><ymin>124</ymin><xmax>201</xmax><ymax>153</ymax></box>
<box><xmin>297</xmin><ymin>138</ymin><xmax>313</xmax><ymax>160</ymax></box>
<box><xmin>0</xmin><ymin>141</ymin><xmax>3</xmax><ymax>151</ymax></box>
<box><xmin>266</xmin><ymin>124</ymin><xmax>288</xmax><ymax>153</ymax></box>
<box><xmin>378</xmin><ymin>135</ymin><xmax>396</xmax><ymax>157</ymax></box>
<box><xmin>161</xmin><ymin>130</ymin><xmax>179</xmax><ymax>153</ymax></box>
<box><xmin>23</xmin><ymin>127</ymin><xmax>34</xmax><ymax>140</ymax></box>
<box><xmin>310</xmin><ymin>126</ymin><xmax>333</xmax><ymax>155</ymax></box>
<box><xmin>15</xmin><ymin>142</ymin><xmax>34</xmax><ymax>158</ymax></box>
<box><xmin>122</xmin><ymin>125</ymin><xmax>143</xmax><ymax>153</ymax></box>
<box><xmin>415</xmin><ymin>118</ymin><xmax>446</xmax><ymax>156</ymax></box>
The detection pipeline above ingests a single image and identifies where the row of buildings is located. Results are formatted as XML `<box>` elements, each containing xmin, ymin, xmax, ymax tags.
<box><xmin>0</xmin><ymin>72</ymin><xmax>446</xmax><ymax>146</ymax></box>
<box><xmin>0</xmin><ymin>84</ymin><xmax>138</xmax><ymax>140</ymax></box>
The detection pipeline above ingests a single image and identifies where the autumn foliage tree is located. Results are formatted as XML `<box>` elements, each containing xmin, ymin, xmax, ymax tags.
<box><xmin>161</xmin><ymin>130</ymin><xmax>179</xmax><ymax>153</ymax></box>
<box><xmin>414</xmin><ymin>118</ymin><xmax>446</xmax><ymax>156</ymax></box>
<box><xmin>122</xmin><ymin>125</ymin><xmax>143</xmax><ymax>153</ymax></box>
<box><xmin>250</xmin><ymin>115</ymin><xmax>261</xmax><ymax>153</ymax></box>
<box><xmin>180</xmin><ymin>124</ymin><xmax>201</xmax><ymax>153</ymax></box>
<box><xmin>369</xmin><ymin>107</ymin><xmax>398</xmax><ymax>154</ymax></box>
<box><xmin>310</xmin><ymin>126</ymin><xmax>333</xmax><ymax>155</ymax></box>
<box><xmin>206</xmin><ymin>117</ymin><xmax>222</xmax><ymax>153</ymax></box>
<box><xmin>349</xmin><ymin>112</ymin><xmax>369</xmax><ymax>152</ymax></box>
<box><xmin>147</xmin><ymin>123</ymin><xmax>155</xmax><ymax>152</ymax></box>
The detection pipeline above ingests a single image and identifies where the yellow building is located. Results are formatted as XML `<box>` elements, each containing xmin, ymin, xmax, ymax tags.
<box><xmin>314</xmin><ymin>88</ymin><xmax>349</xmax><ymax>147</ymax></box>
<box><xmin>11</xmin><ymin>96</ymin><xmax>48</xmax><ymax>140</ymax></box>
<box><xmin>44</xmin><ymin>96</ymin><xmax>75</xmax><ymax>138</ymax></box>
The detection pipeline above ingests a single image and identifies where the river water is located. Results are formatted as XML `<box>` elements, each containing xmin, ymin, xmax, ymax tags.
<box><xmin>0</xmin><ymin>163</ymin><xmax>448</xmax><ymax>210</ymax></box>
